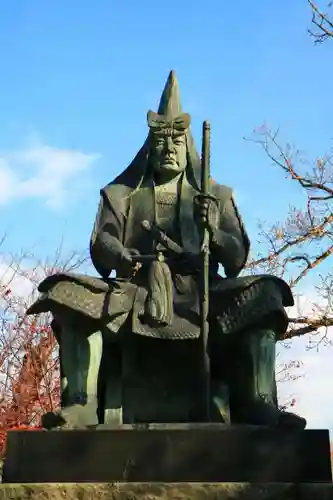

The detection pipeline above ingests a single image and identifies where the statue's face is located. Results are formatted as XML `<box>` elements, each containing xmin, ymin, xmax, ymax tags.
<box><xmin>152</xmin><ymin>133</ymin><xmax>187</xmax><ymax>175</ymax></box>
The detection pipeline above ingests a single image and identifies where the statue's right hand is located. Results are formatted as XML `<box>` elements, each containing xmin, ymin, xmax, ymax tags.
<box><xmin>121</xmin><ymin>247</ymin><xmax>140</xmax><ymax>262</ymax></box>
<box><xmin>120</xmin><ymin>248</ymin><xmax>142</xmax><ymax>274</ymax></box>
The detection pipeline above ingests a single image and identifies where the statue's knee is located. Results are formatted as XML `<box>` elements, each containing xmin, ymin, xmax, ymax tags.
<box><xmin>51</xmin><ymin>309</ymin><xmax>99</xmax><ymax>339</ymax></box>
<box><xmin>51</xmin><ymin>318</ymin><xmax>61</xmax><ymax>342</ymax></box>
<box><xmin>51</xmin><ymin>310</ymin><xmax>72</xmax><ymax>333</ymax></box>
<box><xmin>250</xmin><ymin>328</ymin><xmax>276</xmax><ymax>343</ymax></box>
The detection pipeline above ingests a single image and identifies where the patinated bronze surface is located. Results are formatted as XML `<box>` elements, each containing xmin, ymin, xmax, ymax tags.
<box><xmin>27</xmin><ymin>71</ymin><xmax>306</xmax><ymax>430</ymax></box>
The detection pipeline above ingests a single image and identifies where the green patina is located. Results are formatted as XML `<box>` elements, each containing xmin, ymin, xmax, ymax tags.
<box><xmin>26</xmin><ymin>71</ymin><xmax>306</xmax><ymax>430</ymax></box>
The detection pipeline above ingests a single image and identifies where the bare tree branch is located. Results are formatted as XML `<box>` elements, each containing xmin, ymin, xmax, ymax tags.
<box><xmin>245</xmin><ymin>125</ymin><xmax>333</xmax><ymax>345</ymax></box>
<box><xmin>308</xmin><ymin>0</ymin><xmax>333</xmax><ymax>42</ymax></box>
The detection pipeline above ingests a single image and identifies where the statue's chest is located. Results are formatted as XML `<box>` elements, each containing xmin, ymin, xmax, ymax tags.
<box><xmin>154</xmin><ymin>184</ymin><xmax>180</xmax><ymax>240</ymax></box>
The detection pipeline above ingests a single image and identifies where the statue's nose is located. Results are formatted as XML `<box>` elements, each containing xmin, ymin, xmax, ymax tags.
<box><xmin>164</xmin><ymin>136</ymin><xmax>175</xmax><ymax>153</ymax></box>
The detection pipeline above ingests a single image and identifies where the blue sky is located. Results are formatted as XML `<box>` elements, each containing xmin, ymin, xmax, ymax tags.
<box><xmin>0</xmin><ymin>0</ymin><xmax>332</xmax><ymax>428</ymax></box>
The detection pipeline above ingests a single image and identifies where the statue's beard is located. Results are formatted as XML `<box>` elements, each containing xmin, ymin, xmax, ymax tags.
<box><xmin>161</xmin><ymin>161</ymin><xmax>178</xmax><ymax>170</ymax></box>
<box><xmin>154</xmin><ymin>161</ymin><xmax>185</xmax><ymax>184</ymax></box>
<box><xmin>157</xmin><ymin>157</ymin><xmax>185</xmax><ymax>172</ymax></box>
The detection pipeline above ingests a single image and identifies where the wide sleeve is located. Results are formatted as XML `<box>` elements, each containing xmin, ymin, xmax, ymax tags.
<box><xmin>89</xmin><ymin>190</ymin><xmax>126</xmax><ymax>278</ymax></box>
<box><xmin>210</xmin><ymin>195</ymin><xmax>250</xmax><ymax>278</ymax></box>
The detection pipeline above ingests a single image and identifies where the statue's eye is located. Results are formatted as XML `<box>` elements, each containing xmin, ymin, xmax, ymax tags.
<box><xmin>174</xmin><ymin>140</ymin><xmax>183</xmax><ymax>146</ymax></box>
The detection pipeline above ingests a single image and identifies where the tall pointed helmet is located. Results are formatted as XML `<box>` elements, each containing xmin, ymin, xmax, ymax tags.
<box><xmin>153</xmin><ymin>70</ymin><xmax>201</xmax><ymax>187</ymax></box>
<box><xmin>157</xmin><ymin>70</ymin><xmax>182</xmax><ymax>118</ymax></box>
<box><xmin>108</xmin><ymin>70</ymin><xmax>201</xmax><ymax>190</ymax></box>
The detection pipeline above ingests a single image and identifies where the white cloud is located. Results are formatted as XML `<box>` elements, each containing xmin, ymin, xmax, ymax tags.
<box><xmin>0</xmin><ymin>259</ymin><xmax>44</xmax><ymax>300</ymax></box>
<box><xmin>278</xmin><ymin>339</ymin><xmax>333</xmax><ymax>429</ymax></box>
<box><xmin>0</xmin><ymin>136</ymin><xmax>100</xmax><ymax>210</ymax></box>
<box><xmin>277</xmin><ymin>290</ymin><xmax>333</xmax><ymax>430</ymax></box>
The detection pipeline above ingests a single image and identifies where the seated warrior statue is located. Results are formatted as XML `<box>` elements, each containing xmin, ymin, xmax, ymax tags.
<box><xmin>27</xmin><ymin>71</ymin><xmax>306</xmax><ymax>430</ymax></box>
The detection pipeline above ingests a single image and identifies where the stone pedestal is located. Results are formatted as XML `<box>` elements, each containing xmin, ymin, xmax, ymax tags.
<box><xmin>3</xmin><ymin>424</ymin><xmax>332</xmax><ymax>483</ymax></box>
<box><xmin>0</xmin><ymin>483</ymin><xmax>333</xmax><ymax>500</ymax></box>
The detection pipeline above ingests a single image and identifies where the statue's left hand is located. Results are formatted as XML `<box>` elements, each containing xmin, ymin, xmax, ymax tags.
<box><xmin>193</xmin><ymin>194</ymin><xmax>220</xmax><ymax>232</ymax></box>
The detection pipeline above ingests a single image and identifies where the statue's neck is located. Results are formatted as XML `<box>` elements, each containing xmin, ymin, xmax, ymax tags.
<box><xmin>154</xmin><ymin>170</ymin><xmax>183</xmax><ymax>187</ymax></box>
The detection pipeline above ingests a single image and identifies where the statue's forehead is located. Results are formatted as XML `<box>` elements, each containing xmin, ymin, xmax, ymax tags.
<box><xmin>152</xmin><ymin>130</ymin><xmax>186</xmax><ymax>139</ymax></box>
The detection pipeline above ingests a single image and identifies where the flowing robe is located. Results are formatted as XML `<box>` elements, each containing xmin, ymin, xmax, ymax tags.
<box><xmin>27</xmin><ymin>172</ymin><xmax>293</xmax><ymax>341</ymax></box>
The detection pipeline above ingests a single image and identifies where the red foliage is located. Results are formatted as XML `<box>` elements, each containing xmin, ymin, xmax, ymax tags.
<box><xmin>0</xmin><ymin>263</ymin><xmax>60</xmax><ymax>458</ymax></box>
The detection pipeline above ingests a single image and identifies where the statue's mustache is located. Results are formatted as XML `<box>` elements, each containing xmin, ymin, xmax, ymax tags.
<box><xmin>164</xmin><ymin>153</ymin><xmax>176</xmax><ymax>162</ymax></box>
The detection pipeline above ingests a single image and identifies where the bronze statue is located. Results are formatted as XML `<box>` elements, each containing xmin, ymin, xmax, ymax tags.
<box><xmin>27</xmin><ymin>71</ymin><xmax>306</xmax><ymax>430</ymax></box>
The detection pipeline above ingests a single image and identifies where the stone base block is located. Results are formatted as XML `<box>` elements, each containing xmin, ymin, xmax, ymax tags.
<box><xmin>0</xmin><ymin>483</ymin><xmax>333</xmax><ymax>500</ymax></box>
<box><xmin>3</xmin><ymin>424</ymin><xmax>332</xmax><ymax>483</ymax></box>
